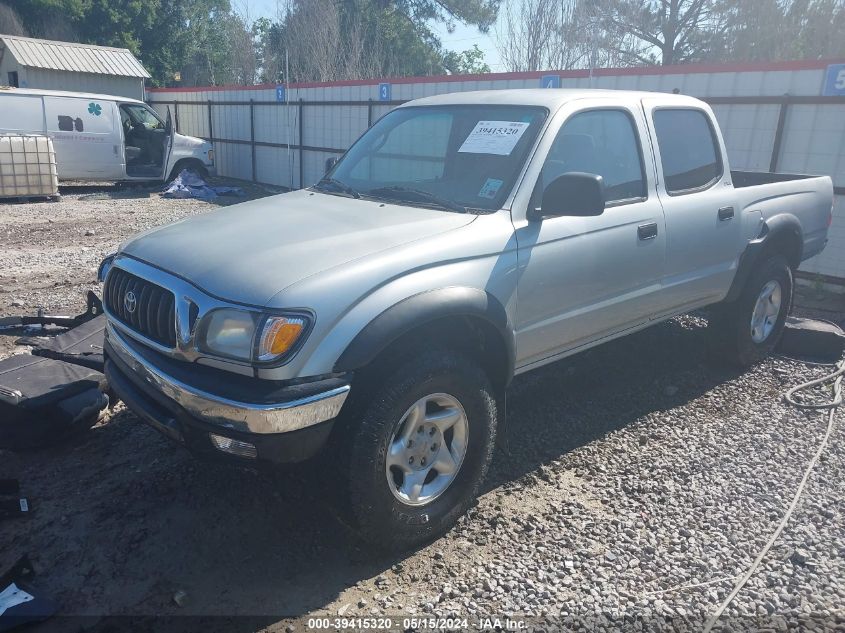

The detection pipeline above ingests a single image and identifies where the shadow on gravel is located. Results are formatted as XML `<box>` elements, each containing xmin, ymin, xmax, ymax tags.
<box><xmin>0</xmin><ymin>315</ymin><xmax>743</xmax><ymax>628</ymax></box>
<box><xmin>59</xmin><ymin>183</ymin><xmax>155</xmax><ymax>199</ymax></box>
<box><xmin>488</xmin><ymin>315</ymin><xmax>743</xmax><ymax>489</ymax></box>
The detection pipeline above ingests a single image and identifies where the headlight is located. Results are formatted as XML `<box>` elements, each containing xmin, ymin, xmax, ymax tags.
<box><xmin>97</xmin><ymin>253</ymin><xmax>116</xmax><ymax>283</ymax></box>
<box><xmin>199</xmin><ymin>309</ymin><xmax>308</xmax><ymax>363</ymax></box>
<box><xmin>207</xmin><ymin>148</ymin><xmax>214</xmax><ymax>164</ymax></box>
<box><xmin>201</xmin><ymin>309</ymin><xmax>257</xmax><ymax>361</ymax></box>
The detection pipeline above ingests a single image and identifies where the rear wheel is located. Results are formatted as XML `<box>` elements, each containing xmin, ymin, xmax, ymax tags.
<box><xmin>337</xmin><ymin>349</ymin><xmax>497</xmax><ymax>550</ymax></box>
<box><xmin>709</xmin><ymin>255</ymin><xmax>793</xmax><ymax>367</ymax></box>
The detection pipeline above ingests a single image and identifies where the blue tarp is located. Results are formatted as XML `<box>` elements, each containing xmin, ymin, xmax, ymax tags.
<box><xmin>161</xmin><ymin>169</ymin><xmax>245</xmax><ymax>201</ymax></box>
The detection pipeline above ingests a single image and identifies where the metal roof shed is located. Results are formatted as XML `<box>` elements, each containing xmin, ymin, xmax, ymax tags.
<box><xmin>0</xmin><ymin>34</ymin><xmax>150</xmax><ymax>101</ymax></box>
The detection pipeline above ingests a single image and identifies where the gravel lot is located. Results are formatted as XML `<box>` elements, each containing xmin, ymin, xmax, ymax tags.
<box><xmin>1</xmin><ymin>186</ymin><xmax>844</xmax><ymax>632</ymax></box>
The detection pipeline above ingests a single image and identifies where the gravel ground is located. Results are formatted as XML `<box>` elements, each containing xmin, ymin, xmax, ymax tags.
<box><xmin>1</xmin><ymin>188</ymin><xmax>844</xmax><ymax>632</ymax></box>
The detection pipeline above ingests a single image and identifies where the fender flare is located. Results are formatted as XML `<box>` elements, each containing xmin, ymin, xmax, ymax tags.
<box><xmin>724</xmin><ymin>213</ymin><xmax>803</xmax><ymax>303</ymax></box>
<box><xmin>333</xmin><ymin>287</ymin><xmax>515</xmax><ymax>385</ymax></box>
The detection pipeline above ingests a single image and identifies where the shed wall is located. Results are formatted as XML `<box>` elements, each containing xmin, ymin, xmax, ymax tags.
<box><xmin>22</xmin><ymin>68</ymin><xmax>144</xmax><ymax>100</ymax></box>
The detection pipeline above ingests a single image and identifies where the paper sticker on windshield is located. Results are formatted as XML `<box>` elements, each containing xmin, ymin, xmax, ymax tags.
<box><xmin>458</xmin><ymin>121</ymin><xmax>530</xmax><ymax>155</ymax></box>
<box><xmin>478</xmin><ymin>178</ymin><xmax>504</xmax><ymax>199</ymax></box>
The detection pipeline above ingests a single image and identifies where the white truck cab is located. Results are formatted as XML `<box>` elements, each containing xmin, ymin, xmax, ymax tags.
<box><xmin>0</xmin><ymin>87</ymin><xmax>214</xmax><ymax>182</ymax></box>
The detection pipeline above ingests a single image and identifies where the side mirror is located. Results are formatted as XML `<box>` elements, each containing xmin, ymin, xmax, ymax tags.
<box><xmin>325</xmin><ymin>157</ymin><xmax>338</xmax><ymax>174</ymax></box>
<box><xmin>529</xmin><ymin>172</ymin><xmax>605</xmax><ymax>221</ymax></box>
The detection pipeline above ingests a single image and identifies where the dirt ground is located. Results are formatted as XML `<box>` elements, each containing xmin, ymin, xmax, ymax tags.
<box><xmin>1</xmin><ymin>185</ymin><xmax>844</xmax><ymax>631</ymax></box>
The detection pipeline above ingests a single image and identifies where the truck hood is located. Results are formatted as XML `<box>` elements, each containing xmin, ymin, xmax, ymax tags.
<box><xmin>120</xmin><ymin>189</ymin><xmax>476</xmax><ymax>306</ymax></box>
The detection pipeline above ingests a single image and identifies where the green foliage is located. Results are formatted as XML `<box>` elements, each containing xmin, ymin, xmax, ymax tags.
<box><xmin>0</xmin><ymin>0</ymin><xmax>498</xmax><ymax>85</ymax></box>
<box><xmin>4</xmin><ymin>0</ymin><xmax>494</xmax><ymax>85</ymax></box>
<box><xmin>443</xmin><ymin>45</ymin><xmax>491</xmax><ymax>75</ymax></box>
<box><xmin>257</xmin><ymin>0</ymin><xmax>494</xmax><ymax>82</ymax></box>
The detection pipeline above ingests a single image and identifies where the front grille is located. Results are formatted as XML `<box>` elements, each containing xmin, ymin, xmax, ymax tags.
<box><xmin>105</xmin><ymin>268</ymin><xmax>176</xmax><ymax>347</ymax></box>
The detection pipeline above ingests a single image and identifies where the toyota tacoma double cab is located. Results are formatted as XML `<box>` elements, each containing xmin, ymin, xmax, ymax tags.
<box><xmin>100</xmin><ymin>90</ymin><xmax>833</xmax><ymax>549</ymax></box>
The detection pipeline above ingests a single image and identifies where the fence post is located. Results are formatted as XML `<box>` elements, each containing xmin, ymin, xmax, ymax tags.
<box><xmin>367</xmin><ymin>98</ymin><xmax>373</xmax><ymax>128</ymax></box>
<box><xmin>298</xmin><ymin>98</ymin><xmax>304</xmax><ymax>189</ymax></box>
<box><xmin>250</xmin><ymin>99</ymin><xmax>256</xmax><ymax>183</ymax></box>
<box><xmin>173</xmin><ymin>102</ymin><xmax>179</xmax><ymax>132</ymax></box>
<box><xmin>207</xmin><ymin>100</ymin><xmax>214</xmax><ymax>141</ymax></box>
<box><xmin>769</xmin><ymin>98</ymin><xmax>789</xmax><ymax>173</ymax></box>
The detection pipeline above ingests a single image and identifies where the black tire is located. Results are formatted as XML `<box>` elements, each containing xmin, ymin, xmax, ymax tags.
<box><xmin>708</xmin><ymin>254</ymin><xmax>793</xmax><ymax>367</ymax></box>
<box><xmin>336</xmin><ymin>349</ymin><xmax>497</xmax><ymax>550</ymax></box>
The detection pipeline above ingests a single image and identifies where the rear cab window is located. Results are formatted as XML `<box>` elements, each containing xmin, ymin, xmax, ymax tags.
<box><xmin>652</xmin><ymin>109</ymin><xmax>722</xmax><ymax>194</ymax></box>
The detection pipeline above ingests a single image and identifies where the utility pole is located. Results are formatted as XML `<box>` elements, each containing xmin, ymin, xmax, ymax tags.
<box><xmin>285</xmin><ymin>48</ymin><xmax>293</xmax><ymax>189</ymax></box>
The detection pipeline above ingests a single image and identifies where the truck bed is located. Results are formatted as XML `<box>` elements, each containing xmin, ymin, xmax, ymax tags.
<box><xmin>731</xmin><ymin>170</ymin><xmax>817</xmax><ymax>188</ymax></box>
<box><xmin>731</xmin><ymin>170</ymin><xmax>833</xmax><ymax>262</ymax></box>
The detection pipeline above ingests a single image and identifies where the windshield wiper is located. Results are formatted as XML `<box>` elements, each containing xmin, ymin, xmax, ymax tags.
<box><xmin>315</xmin><ymin>177</ymin><xmax>361</xmax><ymax>199</ymax></box>
<box><xmin>367</xmin><ymin>186</ymin><xmax>466</xmax><ymax>213</ymax></box>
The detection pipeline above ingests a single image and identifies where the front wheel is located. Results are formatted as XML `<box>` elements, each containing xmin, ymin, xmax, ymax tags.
<box><xmin>708</xmin><ymin>254</ymin><xmax>793</xmax><ymax>367</ymax></box>
<box><xmin>339</xmin><ymin>350</ymin><xmax>498</xmax><ymax>550</ymax></box>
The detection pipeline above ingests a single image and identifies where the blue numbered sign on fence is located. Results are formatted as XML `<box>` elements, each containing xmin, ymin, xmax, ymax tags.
<box><xmin>822</xmin><ymin>64</ymin><xmax>845</xmax><ymax>96</ymax></box>
<box><xmin>540</xmin><ymin>75</ymin><xmax>561</xmax><ymax>89</ymax></box>
<box><xmin>276</xmin><ymin>85</ymin><xmax>286</xmax><ymax>102</ymax></box>
<box><xmin>379</xmin><ymin>83</ymin><xmax>391</xmax><ymax>101</ymax></box>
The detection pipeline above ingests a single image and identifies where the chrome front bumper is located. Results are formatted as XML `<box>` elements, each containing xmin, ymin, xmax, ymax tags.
<box><xmin>106</xmin><ymin>323</ymin><xmax>350</xmax><ymax>435</ymax></box>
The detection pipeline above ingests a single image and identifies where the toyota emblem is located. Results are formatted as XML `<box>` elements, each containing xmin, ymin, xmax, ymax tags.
<box><xmin>124</xmin><ymin>291</ymin><xmax>137</xmax><ymax>314</ymax></box>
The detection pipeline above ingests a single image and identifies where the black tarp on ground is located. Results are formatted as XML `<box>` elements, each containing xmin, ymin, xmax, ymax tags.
<box><xmin>16</xmin><ymin>314</ymin><xmax>105</xmax><ymax>372</ymax></box>
<box><xmin>0</xmin><ymin>354</ymin><xmax>107</xmax><ymax>450</ymax></box>
<box><xmin>777</xmin><ymin>316</ymin><xmax>845</xmax><ymax>363</ymax></box>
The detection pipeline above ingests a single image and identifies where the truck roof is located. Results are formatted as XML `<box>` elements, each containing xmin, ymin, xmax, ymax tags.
<box><xmin>0</xmin><ymin>86</ymin><xmax>146</xmax><ymax>105</ymax></box>
<box><xmin>401</xmin><ymin>88</ymin><xmax>701</xmax><ymax>109</ymax></box>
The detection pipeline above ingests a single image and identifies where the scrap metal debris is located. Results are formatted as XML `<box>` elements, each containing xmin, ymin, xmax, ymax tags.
<box><xmin>0</xmin><ymin>556</ymin><xmax>56</xmax><ymax>631</ymax></box>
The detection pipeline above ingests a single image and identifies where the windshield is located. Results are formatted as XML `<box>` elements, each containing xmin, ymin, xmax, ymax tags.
<box><xmin>320</xmin><ymin>105</ymin><xmax>548</xmax><ymax>212</ymax></box>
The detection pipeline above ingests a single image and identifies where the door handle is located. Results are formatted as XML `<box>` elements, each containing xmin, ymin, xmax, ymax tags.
<box><xmin>718</xmin><ymin>206</ymin><xmax>734</xmax><ymax>221</ymax></box>
<box><xmin>638</xmin><ymin>222</ymin><xmax>658</xmax><ymax>240</ymax></box>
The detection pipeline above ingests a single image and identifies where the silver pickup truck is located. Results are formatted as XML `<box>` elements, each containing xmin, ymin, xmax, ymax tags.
<box><xmin>99</xmin><ymin>90</ymin><xmax>833</xmax><ymax>548</ymax></box>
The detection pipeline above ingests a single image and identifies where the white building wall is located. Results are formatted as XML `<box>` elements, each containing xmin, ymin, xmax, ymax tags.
<box><xmin>149</xmin><ymin>61</ymin><xmax>845</xmax><ymax>279</ymax></box>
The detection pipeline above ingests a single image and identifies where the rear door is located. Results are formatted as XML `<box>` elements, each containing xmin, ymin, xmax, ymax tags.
<box><xmin>641</xmin><ymin>99</ymin><xmax>742</xmax><ymax>312</ymax></box>
<box><xmin>44</xmin><ymin>96</ymin><xmax>123</xmax><ymax>180</ymax></box>
<box><xmin>514</xmin><ymin>99</ymin><xmax>667</xmax><ymax>369</ymax></box>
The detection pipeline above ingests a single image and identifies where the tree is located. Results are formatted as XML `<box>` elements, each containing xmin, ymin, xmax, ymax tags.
<box><xmin>782</xmin><ymin>0</ymin><xmax>845</xmax><ymax>60</ymax></box>
<box><xmin>6</xmin><ymin>0</ymin><xmax>500</xmax><ymax>86</ymax></box>
<box><xmin>381</xmin><ymin>0</ymin><xmax>500</xmax><ymax>32</ymax></box>
<box><xmin>597</xmin><ymin>0</ymin><xmax>722</xmax><ymax>65</ymax></box>
<box><xmin>496</xmin><ymin>0</ymin><xmax>636</xmax><ymax>72</ymax></box>
<box><xmin>443</xmin><ymin>44</ymin><xmax>490</xmax><ymax>74</ymax></box>
<box><xmin>714</xmin><ymin>0</ymin><xmax>845</xmax><ymax>63</ymax></box>
<box><xmin>0</xmin><ymin>3</ymin><xmax>28</xmax><ymax>36</ymax></box>
<box><xmin>259</xmin><ymin>0</ymin><xmax>497</xmax><ymax>82</ymax></box>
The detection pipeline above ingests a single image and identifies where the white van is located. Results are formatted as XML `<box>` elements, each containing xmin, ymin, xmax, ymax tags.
<box><xmin>0</xmin><ymin>87</ymin><xmax>214</xmax><ymax>182</ymax></box>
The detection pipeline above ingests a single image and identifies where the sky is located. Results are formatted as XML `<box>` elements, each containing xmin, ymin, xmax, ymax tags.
<box><xmin>242</xmin><ymin>0</ymin><xmax>504</xmax><ymax>73</ymax></box>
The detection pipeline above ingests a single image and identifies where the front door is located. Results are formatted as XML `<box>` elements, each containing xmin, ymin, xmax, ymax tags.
<box><xmin>44</xmin><ymin>96</ymin><xmax>122</xmax><ymax>180</ymax></box>
<box><xmin>514</xmin><ymin>102</ymin><xmax>666</xmax><ymax>370</ymax></box>
<box><xmin>120</xmin><ymin>103</ymin><xmax>173</xmax><ymax>179</ymax></box>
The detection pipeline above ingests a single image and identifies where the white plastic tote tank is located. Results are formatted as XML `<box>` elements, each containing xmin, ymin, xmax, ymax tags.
<box><xmin>0</xmin><ymin>135</ymin><xmax>59</xmax><ymax>199</ymax></box>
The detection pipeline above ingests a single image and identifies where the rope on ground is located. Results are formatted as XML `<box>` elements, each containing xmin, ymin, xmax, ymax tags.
<box><xmin>703</xmin><ymin>356</ymin><xmax>844</xmax><ymax>632</ymax></box>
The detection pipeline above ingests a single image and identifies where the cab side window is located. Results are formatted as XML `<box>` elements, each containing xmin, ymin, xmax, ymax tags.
<box><xmin>541</xmin><ymin>109</ymin><xmax>646</xmax><ymax>204</ymax></box>
<box><xmin>652</xmin><ymin>109</ymin><xmax>721</xmax><ymax>193</ymax></box>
